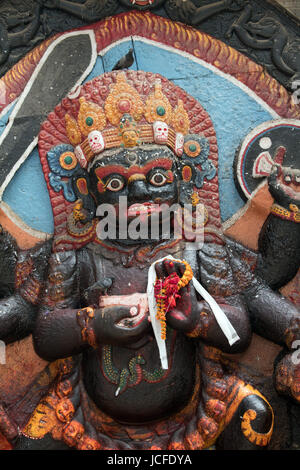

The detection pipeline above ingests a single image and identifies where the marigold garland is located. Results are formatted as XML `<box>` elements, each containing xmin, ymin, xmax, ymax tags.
<box><xmin>154</xmin><ymin>260</ymin><xmax>194</xmax><ymax>340</ymax></box>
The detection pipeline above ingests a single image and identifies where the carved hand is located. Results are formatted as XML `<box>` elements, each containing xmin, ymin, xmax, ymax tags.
<box><xmin>154</xmin><ymin>259</ymin><xmax>199</xmax><ymax>333</ymax></box>
<box><xmin>94</xmin><ymin>294</ymin><xmax>150</xmax><ymax>345</ymax></box>
<box><xmin>275</xmin><ymin>352</ymin><xmax>300</xmax><ymax>404</ymax></box>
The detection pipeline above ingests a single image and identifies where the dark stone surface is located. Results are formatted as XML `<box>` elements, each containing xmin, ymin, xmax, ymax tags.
<box><xmin>0</xmin><ymin>32</ymin><xmax>94</xmax><ymax>189</ymax></box>
<box><xmin>0</xmin><ymin>0</ymin><xmax>299</xmax><ymax>91</ymax></box>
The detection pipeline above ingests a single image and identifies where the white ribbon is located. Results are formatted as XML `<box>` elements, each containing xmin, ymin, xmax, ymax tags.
<box><xmin>147</xmin><ymin>255</ymin><xmax>240</xmax><ymax>370</ymax></box>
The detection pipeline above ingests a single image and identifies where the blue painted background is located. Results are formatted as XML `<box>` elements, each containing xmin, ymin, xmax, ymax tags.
<box><xmin>1</xmin><ymin>38</ymin><xmax>274</xmax><ymax>235</ymax></box>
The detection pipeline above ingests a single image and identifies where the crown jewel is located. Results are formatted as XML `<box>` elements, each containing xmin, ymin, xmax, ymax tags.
<box><xmin>67</xmin><ymin>72</ymin><xmax>191</xmax><ymax>168</ymax></box>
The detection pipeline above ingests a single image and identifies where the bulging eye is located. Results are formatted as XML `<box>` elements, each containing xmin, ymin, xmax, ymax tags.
<box><xmin>106</xmin><ymin>177</ymin><xmax>125</xmax><ymax>192</ymax></box>
<box><xmin>149</xmin><ymin>171</ymin><xmax>168</xmax><ymax>187</ymax></box>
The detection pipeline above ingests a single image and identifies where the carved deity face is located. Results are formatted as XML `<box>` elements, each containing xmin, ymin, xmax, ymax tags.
<box><xmin>63</xmin><ymin>421</ymin><xmax>84</xmax><ymax>447</ymax></box>
<box><xmin>88</xmin><ymin>145</ymin><xmax>180</xmax><ymax>243</ymax></box>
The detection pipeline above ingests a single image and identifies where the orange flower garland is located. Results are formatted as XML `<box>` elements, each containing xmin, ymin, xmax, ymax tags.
<box><xmin>154</xmin><ymin>260</ymin><xmax>194</xmax><ymax>340</ymax></box>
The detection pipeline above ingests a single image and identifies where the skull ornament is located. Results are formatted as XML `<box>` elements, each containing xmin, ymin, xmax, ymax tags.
<box><xmin>88</xmin><ymin>130</ymin><xmax>105</xmax><ymax>154</ymax></box>
<box><xmin>153</xmin><ymin>121</ymin><xmax>169</xmax><ymax>144</ymax></box>
<box><xmin>55</xmin><ymin>398</ymin><xmax>75</xmax><ymax>423</ymax></box>
<box><xmin>63</xmin><ymin>421</ymin><xmax>85</xmax><ymax>447</ymax></box>
<box><xmin>175</xmin><ymin>133</ymin><xmax>184</xmax><ymax>157</ymax></box>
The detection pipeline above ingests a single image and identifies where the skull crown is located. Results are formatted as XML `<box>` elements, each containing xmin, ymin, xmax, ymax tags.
<box><xmin>67</xmin><ymin>73</ymin><xmax>191</xmax><ymax>168</ymax></box>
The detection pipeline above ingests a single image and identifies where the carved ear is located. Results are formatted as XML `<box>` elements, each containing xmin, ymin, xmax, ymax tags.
<box><xmin>177</xmin><ymin>160</ymin><xmax>195</xmax><ymax>205</ymax></box>
<box><xmin>71</xmin><ymin>169</ymin><xmax>96</xmax><ymax>221</ymax></box>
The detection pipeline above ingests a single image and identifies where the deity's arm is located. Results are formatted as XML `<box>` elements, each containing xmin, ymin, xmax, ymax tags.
<box><xmin>186</xmin><ymin>293</ymin><xmax>252</xmax><ymax>354</ymax></box>
<box><xmin>33</xmin><ymin>249</ymin><xmax>150</xmax><ymax>361</ymax></box>
<box><xmin>33</xmin><ymin>249</ymin><xmax>88</xmax><ymax>361</ymax></box>
<box><xmin>0</xmin><ymin>232</ymin><xmax>52</xmax><ymax>343</ymax></box>
<box><xmin>241</xmin><ymin>278</ymin><xmax>299</xmax><ymax>347</ymax></box>
<box><xmin>190</xmin><ymin>246</ymin><xmax>252</xmax><ymax>352</ymax></box>
<box><xmin>227</xmin><ymin>243</ymin><xmax>299</xmax><ymax>348</ymax></box>
<box><xmin>156</xmin><ymin>255</ymin><xmax>251</xmax><ymax>353</ymax></box>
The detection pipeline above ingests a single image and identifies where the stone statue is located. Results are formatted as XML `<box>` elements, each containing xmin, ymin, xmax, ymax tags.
<box><xmin>0</xmin><ymin>71</ymin><xmax>299</xmax><ymax>450</ymax></box>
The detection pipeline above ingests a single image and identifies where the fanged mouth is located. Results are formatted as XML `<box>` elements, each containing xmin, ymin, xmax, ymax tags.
<box><xmin>130</xmin><ymin>0</ymin><xmax>153</xmax><ymax>5</ymax></box>
<box><xmin>127</xmin><ymin>202</ymin><xmax>163</xmax><ymax>217</ymax></box>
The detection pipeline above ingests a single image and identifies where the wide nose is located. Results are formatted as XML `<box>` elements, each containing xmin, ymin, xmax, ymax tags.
<box><xmin>128</xmin><ymin>175</ymin><xmax>150</xmax><ymax>201</ymax></box>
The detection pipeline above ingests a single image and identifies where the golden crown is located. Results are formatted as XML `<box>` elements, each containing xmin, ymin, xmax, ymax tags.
<box><xmin>65</xmin><ymin>73</ymin><xmax>190</xmax><ymax>168</ymax></box>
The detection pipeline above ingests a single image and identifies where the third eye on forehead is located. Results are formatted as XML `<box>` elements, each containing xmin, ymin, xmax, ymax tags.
<box><xmin>93</xmin><ymin>146</ymin><xmax>175</xmax><ymax>168</ymax></box>
<box><xmin>124</xmin><ymin>147</ymin><xmax>174</xmax><ymax>167</ymax></box>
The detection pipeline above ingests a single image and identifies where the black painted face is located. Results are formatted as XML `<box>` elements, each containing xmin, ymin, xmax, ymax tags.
<box><xmin>89</xmin><ymin>145</ymin><xmax>180</xmax><ymax>243</ymax></box>
<box><xmin>90</xmin><ymin>146</ymin><xmax>179</xmax><ymax>207</ymax></box>
<box><xmin>119</xmin><ymin>0</ymin><xmax>166</xmax><ymax>10</ymax></box>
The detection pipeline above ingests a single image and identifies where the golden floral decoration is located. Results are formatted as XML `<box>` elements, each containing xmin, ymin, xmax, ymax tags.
<box><xmin>104</xmin><ymin>73</ymin><xmax>144</xmax><ymax>126</ymax></box>
<box><xmin>172</xmin><ymin>100</ymin><xmax>190</xmax><ymax>134</ymax></box>
<box><xmin>77</xmin><ymin>97</ymin><xmax>106</xmax><ymax>137</ymax></box>
<box><xmin>144</xmin><ymin>79</ymin><xmax>172</xmax><ymax>124</ymax></box>
<box><xmin>65</xmin><ymin>114</ymin><xmax>82</xmax><ymax>146</ymax></box>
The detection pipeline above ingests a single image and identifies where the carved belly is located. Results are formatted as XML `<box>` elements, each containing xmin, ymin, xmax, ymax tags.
<box><xmin>82</xmin><ymin>331</ymin><xmax>196</xmax><ymax>424</ymax></box>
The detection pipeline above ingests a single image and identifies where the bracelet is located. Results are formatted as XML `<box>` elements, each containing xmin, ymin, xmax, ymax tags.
<box><xmin>76</xmin><ymin>307</ymin><xmax>98</xmax><ymax>349</ymax></box>
<box><xmin>186</xmin><ymin>311</ymin><xmax>210</xmax><ymax>338</ymax></box>
<box><xmin>271</xmin><ymin>203</ymin><xmax>300</xmax><ymax>223</ymax></box>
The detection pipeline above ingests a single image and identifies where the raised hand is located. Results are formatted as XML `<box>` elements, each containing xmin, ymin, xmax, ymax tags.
<box><xmin>154</xmin><ymin>259</ymin><xmax>200</xmax><ymax>333</ymax></box>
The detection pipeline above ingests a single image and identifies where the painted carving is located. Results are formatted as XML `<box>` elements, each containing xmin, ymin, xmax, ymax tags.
<box><xmin>235</xmin><ymin>120</ymin><xmax>300</xmax><ymax>199</ymax></box>
<box><xmin>43</xmin><ymin>0</ymin><xmax>119</xmax><ymax>21</ymax></box>
<box><xmin>43</xmin><ymin>0</ymin><xmax>244</xmax><ymax>22</ymax></box>
<box><xmin>0</xmin><ymin>0</ymin><xmax>298</xmax><ymax>94</ymax></box>
<box><xmin>164</xmin><ymin>0</ymin><xmax>244</xmax><ymax>25</ymax></box>
<box><xmin>0</xmin><ymin>10</ymin><xmax>299</xmax><ymax>451</ymax></box>
<box><xmin>226</xmin><ymin>3</ymin><xmax>300</xmax><ymax>89</ymax></box>
<box><xmin>234</xmin><ymin>120</ymin><xmax>300</xmax><ymax>289</ymax></box>
<box><xmin>0</xmin><ymin>70</ymin><xmax>298</xmax><ymax>450</ymax></box>
<box><xmin>0</xmin><ymin>3</ymin><xmax>43</xmax><ymax>66</ymax></box>
<box><xmin>0</xmin><ymin>31</ymin><xmax>96</xmax><ymax>195</ymax></box>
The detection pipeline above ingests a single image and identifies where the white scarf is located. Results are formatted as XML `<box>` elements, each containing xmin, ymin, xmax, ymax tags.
<box><xmin>147</xmin><ymin>255</ymin><xmax>240</xmax><ymax>369</ymax></box>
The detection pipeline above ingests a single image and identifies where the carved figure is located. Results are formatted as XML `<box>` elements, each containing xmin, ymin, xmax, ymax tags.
<box><xmin>164</xmin><ymin>0</ymin><xmax>244</xmax><ymax>26</ymax></box>
<box><xmin>42</xmin><ymin>0</ymin><xmax>119</xmax><ymax>21</ymax></box>
<box><xmin>234</xmin><ymin>121</ymin><xmax>300</xmax><ymax>290</ymax></box>
<box><xmin>226</xmin><ymin>3</ymin><xmax>300</xmax><ymax>88</ymax></box>
<box><xmin>0</xmin><ymin>71</ymin><xmax>299</xmax><ymax>451</ymax></box>
<box><xmin>42</xmin><ymin>0</ymin><xmax>244</xmax><ymax>26</ymax></box>
<box><xmin>256</xmin><ymin>164</ymin><xmax>300</xmax><ymax>290</ymax></box>
<box><xmin>0</xmin><ymin>237</ymin><xmax>52</xmax><ymax>344</ymax></box>
<box><xmin>0</xmin><ymin>3</ymin><xmax>43</xmax><ymax>66</ymax></box>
